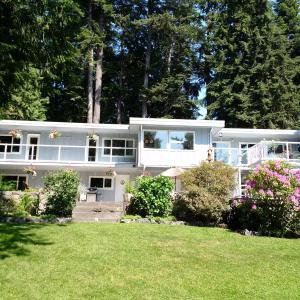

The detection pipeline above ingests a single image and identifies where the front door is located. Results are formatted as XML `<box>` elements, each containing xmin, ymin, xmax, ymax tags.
<box><xmin>114</xmin><ymin>175</ymin><xmax>130</xmax><ymax>203</ymax></box>
<box><xmin>26</xmin><ymin>134</ymin><xmax>40</xmax><ymax>160</ymax></box>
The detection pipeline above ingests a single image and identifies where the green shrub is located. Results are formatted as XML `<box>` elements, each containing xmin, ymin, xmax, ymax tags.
<box><xmin>0</xmin><ymin>197</ymin><xmax>17</xmax><ymax>216</ymax></box>
<box><xmin>173</xmin><ymin>161</ymin><xmax>236</xmax><ymax>224</ymax></box>
<box><xmin>124</xmin><ymin>180</ymin><xmax>135</xmax><ymax>194</ymax></box>
<box><xmin>17</xmin><ymin>194</ymin><xmax>39</xmax><ymax>216</ymax></box>
<box><xmin>43</xmin><ymin>169</ymin><xmax>80</xmax><ymax>217</ymax></box>
<box><xmin>129</xmin><ymin>175</ymin><xmax>174</xmax><ymax>217</ymax></box>
<box><xmin>0</xmin><ymin>176</ymin><xmax>17</xmax><ymax>191</ymax></box>
<box><xmin>229</xmin><ymin>161</ymin><xmax>300</xmax><ymax>237</ymax></box>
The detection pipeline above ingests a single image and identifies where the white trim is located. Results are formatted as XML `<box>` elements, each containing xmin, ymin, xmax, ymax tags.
<box><xmin>0</xmin><ymin>134</ymin><xmax>22</xmax><ymax>154</ymax></box>
<box><xmin>85</xmin><ymin>136</ymin><xmax>99</xmax><ymax>162</ymax></box>
<box><xmin>130</xmin><ymin>117</ymin><xmax>225</xmax><ymax>128</ymax></box>
<box><xmin>88</xmin><ymin>176</ymin><xmax>114</xmax><ymax>190</ymax></box>
<box><xmin>26</xmin><ymin>134</ymin><xmax>40</xmax><ymax>160</ymax></box>
<box><xmin>102</xmin><ymin>137</ymin><xmax>135</xmax><ymax>158</ymax></box>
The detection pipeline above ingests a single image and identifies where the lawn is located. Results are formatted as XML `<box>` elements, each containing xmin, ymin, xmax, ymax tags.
<box><xmin>0</xmin><ymin>223</ymin><xmax>299</xmax><ymax>300</ymax></box>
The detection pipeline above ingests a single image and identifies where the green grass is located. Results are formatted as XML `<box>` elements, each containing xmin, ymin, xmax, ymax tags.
<box><xmin>0</xmin><ymin>223</ymin><xmax>299</xmax><ymax>299</ymax></box>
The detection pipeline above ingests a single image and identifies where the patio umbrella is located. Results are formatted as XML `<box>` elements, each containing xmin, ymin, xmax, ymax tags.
<box><xmin>160</xmin><ymin>167</ymin><xmax>185</xmax><ymax>191</ymax></box>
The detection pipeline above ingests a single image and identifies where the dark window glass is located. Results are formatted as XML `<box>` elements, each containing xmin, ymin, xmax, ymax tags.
<box><xmin>88</xmin><ymin>139</ymin><xmax>97</xmax><ymax>161</ymax></box>
<box><xmin>104</xmin><ymin>148</ymin><xmax>111</xmax><ymax>155</ymax></box>
<box><xmin>104</xmin><ymin>178</ymin><xmax>112</xmax><ymax>188</ymax></box>
<box><xmin>104</xmin><ymin>140</ymin><xmax>111</xmax><ymax>147</ymax></box>
<box><xmin>112</xmin><ymin>148</ymin><xmax>125</xmax><ymax>156</ymax></box>
<box><xmin>112</xmin><ymin>140</ymin><xmax>125</xmax><ymax>148</ymax></box>
<box><xmin>90</xmin><ymin>178</ymin><xmax>103</xmax><ymax>188</ymax></box>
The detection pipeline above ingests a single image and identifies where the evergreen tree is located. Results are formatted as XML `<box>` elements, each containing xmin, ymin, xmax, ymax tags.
<box><xmin>204</xmin><ymin>0</ymin><xmax>300</xmax><ymax>129</ymax></box>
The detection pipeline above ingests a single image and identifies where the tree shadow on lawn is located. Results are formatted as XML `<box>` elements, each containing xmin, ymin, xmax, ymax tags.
<box><xmin>0</xmin><ymin>223</ymin><xmax>53</xmax><ymax>260</ymax></box>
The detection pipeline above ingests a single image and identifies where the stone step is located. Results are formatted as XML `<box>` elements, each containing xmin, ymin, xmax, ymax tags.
<box><xmin>73</xmin><ymin>206</ymin><xmax>123</xmax><ymax>212</ymax></box>
<box><xmin>72</xmin><ymin>217</ymin><xmax>120</xmax><ymax>223</ymax></box>
<box><xmin>76</xmin><ymin>201</ymin><xmax>123</xmax><ymax>208</ymax></box>
<box><xmin>72</xmin><ymin>211</ymin><xmax>122</xmax><ymax>218</ymax></box>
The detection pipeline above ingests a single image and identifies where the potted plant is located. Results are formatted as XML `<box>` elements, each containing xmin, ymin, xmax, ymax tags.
<box><xmin>24</xmin><ymin>167</ymin><xmax>37</xmax><ymax>176</ymax></box>
<box><xmin>49</xmin><ymin>130</ymin><xmax>61</xmax><ymax>139</ymax></box>
<box><xmin>88</xmin><ymin>133</ymin><xmax>98</xmax><ymax>142</ymax></box>
<box><xmin>9</xmin><ymin>129</ymin><xmax>22</xmax><ymax>139</ymax></box>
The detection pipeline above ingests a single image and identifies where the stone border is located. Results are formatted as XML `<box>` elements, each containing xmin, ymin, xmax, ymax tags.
<box><xmin>0</xmin><ymin>216</ymin><xmax>72</xmax><ymax>224</ymax></box>
<box><xmin>120</xmin><ymin>218</ymin><xmax>186</xmax><ymax>225</ymax></box>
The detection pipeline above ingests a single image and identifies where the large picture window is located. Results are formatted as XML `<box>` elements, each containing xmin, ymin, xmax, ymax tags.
<box><xmin>103</xmin><ymin>139</ymin><xmax>134</xmax><ymax>157</ymax></box>
<box><xmin>0</xmin><ymin>135</ymin><xmax>21</xmax><ymax>153</ymax></box>
<box><xmin>143</xmin><ymin>131</ymin><xmax>168</xmax><ymax>149</ymax></box>
<box><xmin>89</xmin><ymin>176</ymin><xmax>113</xmax><ymax>190</ymax></box>
<box><xmin>169</xmin><ymin>131</ymin><xmax>194</xmax><ymax>150</ymax></box>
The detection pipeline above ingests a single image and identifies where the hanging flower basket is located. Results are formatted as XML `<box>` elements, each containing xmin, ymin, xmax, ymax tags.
<box><xmin>88</xmin><ymin>133</ymin><xmax>98</xmax><ymax>142</ymax></box>
<box><xmin>24</xmin><ymin>167</ymin><xmax>37</xmax><ymax>176</ymax></box>
<box><xmin>106</xmin><ymin>168</ymin><xmax>117</xmax><ymax>177</ymax></box>
<box><xmin>49</xmin><ymin>130</ymin><xmax>61</xmax><ymax>139</ymax></box>
<box><xmin>9</xmin><ymin>129</ymin><xmax>22</xmax><ymax>139</ymax></box>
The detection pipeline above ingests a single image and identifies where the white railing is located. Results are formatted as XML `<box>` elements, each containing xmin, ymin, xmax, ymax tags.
<box><xmin>248</xmin><ymin>141</ymin><xmax>300</xmax><ymax>165</ymax></box>
<box><xmin>212</xmin><ymin>147</ymin><xmax>242</xmax><ymax>166</ymax></box>
<box><xmin>0</xmin><ymin>143</ymin><xmax>137</xmax><ymax>165</ymax></box>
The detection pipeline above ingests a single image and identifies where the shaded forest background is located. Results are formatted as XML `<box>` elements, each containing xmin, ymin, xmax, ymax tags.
<box><xmin>0</xmin><ymin>0</ymin><xmax>299</xmax><ymax>128</ymax></box>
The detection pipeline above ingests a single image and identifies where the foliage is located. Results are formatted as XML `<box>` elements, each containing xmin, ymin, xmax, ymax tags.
<box><xmin>203</xmin><ymin>0</ymin><xmax>300</xmax><ymax>129</ymax></box>
<box><xmin>17</xmin><ymin>194</ymin><xmax>40</xmax><ymax>217</ymax></box>
<box><xmin>173</xmin><ymin>162</ymin><xmax>236</xmax><ymax>224</ymax></box>
<box><xmin>43</xmin><ymin>169</ymin><xmax>80</xmax><ymax>217</ymax></box>
<box><xmin>229</xmin><ymin>161</ymin><xmax>300</xmax><ymax>236</ymax></box>
<box><xmin>124</xmin><ymin>180</ymin><xmax>135</xmax><ymax>194</ymax></box>
<box><xmin>0</xmin><ymin>197</ymin><xmax>17</xmax><ymax>216</ymax></box>
<box><xmin>0</xmin><ymin>177</ymin><xmax>16</xmax><ymax>191</ymax></box>
<box><xmin>129</xmin><ymin>175</ymin><xmax>174</xmax><ymax>217</ymax></box>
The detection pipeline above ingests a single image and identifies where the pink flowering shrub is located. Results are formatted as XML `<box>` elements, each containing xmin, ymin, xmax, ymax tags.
<box><xmin>229</xmin><ymin>161</ymin><xmax>300</xmax><ymax>237</ymax></box>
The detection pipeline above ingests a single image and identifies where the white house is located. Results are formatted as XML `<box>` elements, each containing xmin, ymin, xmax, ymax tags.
<box><xmin>0</xmin><ymin>118</ymin><xmax>299</xmax><ymax>202</ymax></box>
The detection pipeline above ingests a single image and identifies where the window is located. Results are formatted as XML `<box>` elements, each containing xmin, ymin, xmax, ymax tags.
<box><xmin>0</xmin><ymin>175</ymin><xmax>27</xmax><ymax>190</ymax></box>
<box><xmin>103</xmin><ymin>139</ymin><xmax>134</xmax><ymax>157</ymax></box>
<box><xmin>144</xmin><ymin>131</ymin><xmax>168</xmax><ymax>149</ymax></box>
<box><xmin>89</xmin><ymin>177</ymin><xmax>113</xmax><ymax>190</ymax></box>
<box><xmin>169</xmin><ymin>131</ymin><xmax>194</xmax><ymax>150</ymax></box>
<box><xmin>240</xmin><ymin>143</ymin><xmax>256</xmax><ymax>165</ymax></box>
<box><xmin>0</xmin><ymin>135</ymin><xmax>21</xmax><ymax>153</ymax></box>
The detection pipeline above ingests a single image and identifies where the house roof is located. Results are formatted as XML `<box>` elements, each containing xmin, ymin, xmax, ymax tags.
<box><xmin>217</xmin><ymin>128</ymin><xmax>300</xmax><ymax>140</ymax></box>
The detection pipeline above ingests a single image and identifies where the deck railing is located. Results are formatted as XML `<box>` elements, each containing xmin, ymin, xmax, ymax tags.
<box><xmin>0</xmin><ymin>143</ymin><xmax>137</xmax><ymax>165</ymax></box>
<box><xmin>248</xmin><ymin>141</ymin><xmax>300</xmax><ymax>165</ymax></box>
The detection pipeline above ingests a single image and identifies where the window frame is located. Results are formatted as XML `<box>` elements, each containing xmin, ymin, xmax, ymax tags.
<box><xmin>0</xmin><ymin>134</ymin><xmax>22</xmax><ymax>154</ymax></box>
<box><xmin>142</xmin><ymin>130</ymin><xmax>195</xmax><ymax>151</ymax></box>
<box><xmin>88</xmin><ymin>176</ymin><xmax>114</xmax><ymax>190</ymax></box>
<box><xmin>102</xmin><ymin>138</ymin><xmax>135</xmax><ymax>158</ymax></box>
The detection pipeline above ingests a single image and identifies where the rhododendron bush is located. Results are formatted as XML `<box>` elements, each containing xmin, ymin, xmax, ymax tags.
<box><xmin>229</xmin><ymin>161</ymin><xmax>300</xmax><ymax>237</ymax></box>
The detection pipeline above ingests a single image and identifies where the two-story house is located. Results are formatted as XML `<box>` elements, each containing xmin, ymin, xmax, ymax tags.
<box><xmin>0</xmin><ymin>118</ymin><xmax>299</xmax><ymax>202</ymax></box>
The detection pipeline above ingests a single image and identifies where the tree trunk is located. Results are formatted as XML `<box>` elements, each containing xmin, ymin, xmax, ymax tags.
<box><xmin>87</xmin><ymin>2</ymin><xmax>94</xmax><ymax>123</ymax></box>
<box><xmin>117</xmin><ymin>45</ymin><xmax>125</xmax><ymax>124</ymax></box>
<box><xmin>167</xmin><ymin>40</ymin><xmax>175</xmax><ymax>74</ymax></box>
<box><xmin>93</xmin><ymin>13</ymin><xmax>104</xmax><ymax>124</ymax></box>
<box><xmin>141</xmin><ymin>33</ymin><xmax>151</xmax><ymax>118</ymax></box>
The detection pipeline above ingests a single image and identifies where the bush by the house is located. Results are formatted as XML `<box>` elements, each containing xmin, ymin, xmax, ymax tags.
<box><xmin>17</xmin><ymin>194</ymin><xmax>40</xmax><ymax>217</ymax></box>
<box><xmin>0</xmin><ymin>197</ymin><xmax>17</xmax><ymax>216</ymax></box>
<box><xmin>44</xmin><ymin>169</ymin><xmax>80</xmax><ymax>217</ymax></box>
<box><xmin>173</xmin><ymin>161</ymin><xmax>236</xmax><ymax>224</ymax></box>
<box><xmin>129</xmin><ymin>175</ymin><xmax>174</xmax><ymax>217</ymax></box>
<box><xmin>229</xmin><ymin>161</ymin><xmax>300</xmax><ymax>237</ymax></box>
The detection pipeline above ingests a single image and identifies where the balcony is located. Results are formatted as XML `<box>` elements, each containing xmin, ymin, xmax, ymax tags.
<box><xmin>0</xmin><ymin>143</ymin><xmax>137</xmax><ymax>166</ymax></box>
<box><xmin>248</xmin><ymin>141</ymin><xmax>300</xmax><ymax>165</ymax></box>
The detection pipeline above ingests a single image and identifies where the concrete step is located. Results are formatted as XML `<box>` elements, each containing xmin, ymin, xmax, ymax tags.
<box><xmin>72</xmin><ymin>211</ymin><xmax>122</xmax><ymax>218</ymax></box>
<box><xmin>73</xmin><ymin>206</ymin><xmax>123</xmax><ymax>213</ymax></box>
<box><xmin>76</xmin><ymin>201</ymin><xmax>123</xmax><ymax>208</ymax></box>
<box><xmin>72</xmin><ymin>217</ymin><xmax>120</xmax><ymax>223</ymax></box>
